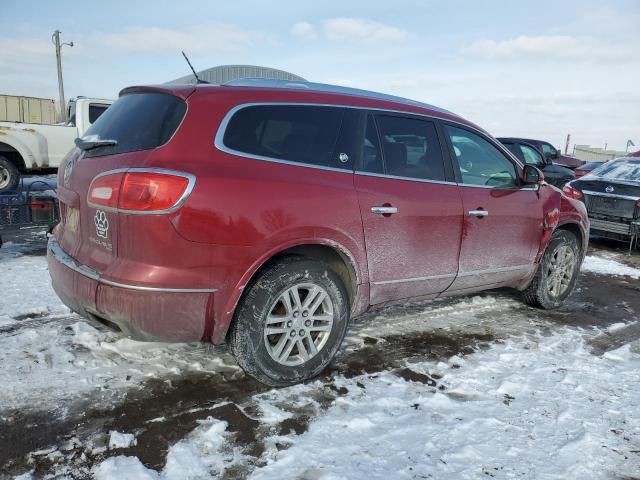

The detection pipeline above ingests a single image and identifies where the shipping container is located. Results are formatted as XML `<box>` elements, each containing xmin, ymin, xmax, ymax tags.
<box><xmin>0</xmin><ymin>95</ymin><xmax>57</xmax><ymax>124</ymax></box>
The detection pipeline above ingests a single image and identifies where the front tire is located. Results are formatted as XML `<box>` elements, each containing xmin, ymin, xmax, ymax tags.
<box><xmin>522</xmin><ymin>230</ymin><xmax>581</xmax><ymax>309</ymax></box>
<box><xmin>228</xmin><ymin>257</ymin><xmax>350</xmax><ymax>387</ymax></box>
<box><xmin>0</xmin><ymin>156</ymin><xmax>20</xmax><ymax>192</ymax></box>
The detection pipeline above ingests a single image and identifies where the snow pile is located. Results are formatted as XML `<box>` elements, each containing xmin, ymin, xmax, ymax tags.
<box><xmin>252</xmin><ymin>330</ymin><xmax>639</xmax><ymax>479</ymax></box>
<box><xmin>108</xmin><ymin>431</ymin><xmax>137</xmax><ymax>450</ymax></box>
<box><xmin>94</xmin><ymin>328</ymin><xmax>640</xmax><ymax>479</ymax></box>
<box><xmin>0</xmin><ymin>318</ymin><xmax>238</xmax><ymax>412</ymax></box>
<box><xmin>582</xmin><ymin>255</ymin><xmax>640</xmax><ymax>279</ymax></box>
<box><xmin>0</xmin><ymin>251</ymin><xmax>68</xmax><ymax>322</ymax></box>
<box><xmin>95</xmin><ymin>419</ymin><xmax>235</xmax><ymax>480</ymax></box>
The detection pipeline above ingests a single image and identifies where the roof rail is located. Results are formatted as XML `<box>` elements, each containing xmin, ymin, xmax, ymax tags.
<box><xmin>221</xmin><ymin>78</ymin><xmax>454</xmax><ymax>115</ymax></box>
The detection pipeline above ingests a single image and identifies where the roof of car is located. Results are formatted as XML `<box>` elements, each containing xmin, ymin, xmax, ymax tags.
<box><xmin>496</xmin><ymin>137</ymin><xmax>544</xmax><ymax>144</ymax></box>
<box><xmin>220</xmin><ymin>78</ymin><xmax>455</xmax><ymax>115</ymax></box>
<box><xmin>122</xmin><ymin>78</ymin><xmax>481</xmax><ymax>131</ymax></box>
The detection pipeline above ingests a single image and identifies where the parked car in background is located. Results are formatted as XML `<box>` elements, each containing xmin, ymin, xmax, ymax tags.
<box><xmin>498</xmin><ymin>137</ymin><xmax>584</xmax><ymax>169</ymax></box>
<box><xmin>574</xmin><ymin>161</ymin><xmax>606</xmax><ymax>178</ymax></box>
<box><xmin>498</xmin><ymin>138</ymin><xmax>575</xmax><ymax>188</ymax></box>
<box><xmin>564</xmin><ymin>157</ymin><xmax>640</xmax><ymax>252</ymax></box>
<box><xmin>0</xmin><ymin>97</ymin><xmax>113</xmax><ymax>191</ymax></box>
<box><xmin>0</xmin><ymin>175</ymin><xmax>58</xmax><ymax>247</ymax></box>
<box><xmin>48</xmin><ymin>79</ymin><xmax>589</xmax><ymax>386</ymax></box>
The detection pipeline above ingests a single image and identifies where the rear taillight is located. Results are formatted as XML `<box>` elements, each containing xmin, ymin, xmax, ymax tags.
<box><xmin>562</xmin><ymin>184</ymin><xmax>583</xmax><ymax>200</ymax></box>
<box><xmin>88</xmin><ymin>169</ymin><xmax>193</xmax><ymax>213</ymax></box>
<box><xmin>88</xmin><ymin>172</ymin><xmax>124</xmax><ymax>209</ymax></box>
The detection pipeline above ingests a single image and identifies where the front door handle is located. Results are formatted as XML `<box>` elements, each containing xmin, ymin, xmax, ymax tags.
<box><xmin>468</xmin><ymin>209</ymin><xmax>489</xmax><ymax>217</ymax></box>
<box><xmin>371</xmin><ymin>206</ymin><xmax>398</xmax><ymax>215</ymax></box>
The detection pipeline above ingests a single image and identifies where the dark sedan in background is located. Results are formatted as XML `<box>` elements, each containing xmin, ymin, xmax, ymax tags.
<box><xmin>575</xmin><ymin>161</ymin><xmax>606</xmax><ymax>178</ymax></box>
<box><xmin>498</xmin><ymin>138</ymin><xmax>575</xmax><ymax>188</ymax></box>
<box><xmin>564</xmin><ymin>158</ymin><xmax>640</xmax><ymax>252</ymax></box>
<box><xmin>498</xmin><ymin>137</ymin><xmax>584</xmax><ymax>169</ymax></box>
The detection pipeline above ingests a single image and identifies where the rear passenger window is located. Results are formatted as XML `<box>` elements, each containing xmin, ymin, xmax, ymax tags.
<box><xmin>222</xmin><ymin>105</ymin><xmax>348</xmax><ymax>169</ymax></box>
<box><xmin>363</xmin><ymin>114</ymin><xmax>446</xmax><ymax>181</ymax></box>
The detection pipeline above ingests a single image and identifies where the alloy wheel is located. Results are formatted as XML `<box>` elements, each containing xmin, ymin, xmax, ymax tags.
<box><xmin>545</xmin><ymin>244</ymin><xmax>576</xmax><ymax>298</ymax></box>
<box><xmin>264</xmin><ymin>282</ymin><xmax>335</xmax><ymax>366</ymax></box>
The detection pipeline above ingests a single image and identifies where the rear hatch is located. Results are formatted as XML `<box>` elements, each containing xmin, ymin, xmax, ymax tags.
<box><xmin>57</xmin><ymin>87</ymin><xmax>192</xmax><ymax>273</ymax></box>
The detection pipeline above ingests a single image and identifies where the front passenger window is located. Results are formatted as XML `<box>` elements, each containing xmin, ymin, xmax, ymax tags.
<box><xmin>445</xmin><ymin>125</ymin><xmax>518</xmax><ymax>188</ymax></box>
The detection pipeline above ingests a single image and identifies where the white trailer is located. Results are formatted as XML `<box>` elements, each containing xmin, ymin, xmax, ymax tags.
<box><xmin>0</xmin><ymin>95</ymin><xmax>57</xmax><ymax>125</ymax></box>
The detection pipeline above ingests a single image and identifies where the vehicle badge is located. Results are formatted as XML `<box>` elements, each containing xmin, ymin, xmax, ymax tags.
<box><xmin>63</xmin><ymin>158</ymin><xmax>74</xmax><ymax>187</ymax></box>
<box><xmin>605</xmin><ymin>186</ymin><xmax>614</xmax><ymax>193</ymax></box>
<box><xmin>94</xmin><ymin>210</ymin><xmax>109</xmax><ymax>239</ymax></box>
<box><xmin>338</xmin><ymin>152</ymin><xmax>349</xmax><ymax>163</ymax></box>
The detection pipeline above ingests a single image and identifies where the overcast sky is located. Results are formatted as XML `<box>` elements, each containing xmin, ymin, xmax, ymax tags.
<box><xmin>2</xmin><ymin>0</ymin><xmax>638</xmax><ymax>151</ymax></box>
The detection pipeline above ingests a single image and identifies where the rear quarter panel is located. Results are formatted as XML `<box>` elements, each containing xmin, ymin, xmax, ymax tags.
<box><xmin>146</xmin><ymin>90</ymin><xmax>369</xmax><ymax>342</ymax></box>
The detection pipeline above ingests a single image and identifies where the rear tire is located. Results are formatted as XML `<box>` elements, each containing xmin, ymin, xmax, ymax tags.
<box><xmin>228</xmin><ymin>257</ymin><xmax>350</xmax><ymax>387</ymax></box>
<box><xmin>0</xmin><ymin>156</ymin><xmax>20</xmax><ymax>192</ymax></box>
<box><xmin>522</xmin><ymin>230</ymin><xmax>580</xmax><ymax>309</ymax></box>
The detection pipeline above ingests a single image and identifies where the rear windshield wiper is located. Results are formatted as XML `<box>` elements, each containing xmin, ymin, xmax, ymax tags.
<box><xmin>75</xmin><ymin>136</ymin><xmax>118</xmax><ymax>151</ymax></box>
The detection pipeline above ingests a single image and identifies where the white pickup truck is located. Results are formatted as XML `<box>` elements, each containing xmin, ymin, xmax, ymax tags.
<box><xmin>0</xmin><ymin>97</ymin><xmax>113</xmax><ymax>191</ymax></box>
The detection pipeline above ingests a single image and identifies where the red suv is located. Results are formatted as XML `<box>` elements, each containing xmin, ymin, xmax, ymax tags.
<box><xmin>48</xmin><ymin>79</ymin><xmax>589</xmax><ymax>386</ymax></box>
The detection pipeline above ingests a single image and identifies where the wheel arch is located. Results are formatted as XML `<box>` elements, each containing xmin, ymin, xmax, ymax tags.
<box><xmin>217</xmin><ymin>240</ymin><xmax>363</xmax><ymax>344</ymax></box>
<box><xmin>0</xmin><ymin>139</ymin><xmax>31</xmax><ymax>171</ymax></box>
<box><xmin>556</xmin><ymin>221</ymin><xmax>585</xmax><ymax>253</ymax></box>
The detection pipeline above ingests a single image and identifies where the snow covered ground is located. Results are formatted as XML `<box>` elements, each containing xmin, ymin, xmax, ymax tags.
<box><xmin>2</xmin><ymin>237</ymin><xmax>640</xmax><ymax>478</ymax></box>
<box><xmin>93</xmin><ymin>327</ymin><xmax>640</xmax><ymax>480</ymax></box>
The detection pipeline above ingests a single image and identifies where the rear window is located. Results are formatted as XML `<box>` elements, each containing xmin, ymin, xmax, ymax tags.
<box><xmin>222</xmin><ymin>105</ymin><xmax>347</xmax><ymax>169</ymax></box>
<box><xmin>81</xmin><ymin>92</ymin><xmax>186</xmax><ymax>158</ymax></box>
<box><xmin>591</xmin><ymin>160</ymin><xmax>640</xmax><ymax>182</ymax></box>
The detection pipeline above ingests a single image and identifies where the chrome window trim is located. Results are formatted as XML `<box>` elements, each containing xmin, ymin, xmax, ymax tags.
<box><xmin>213</xmin><ymin>102</ymin><xmax>529</xmax><ymax>187</ymax></box>
<box><xmin>213</xmin><ymin>102</ymin><xmax>506</xmax><ymax>172</ymax></box>
<box><xmin>86</xmin><ymin>167</ymin><xmax>197</xmax><ymax>215</ymax></box>
<box><xmin>355</xmin><ymin>170</ymin><xmax>457</xmax><ymax>186</ymax></box>
<box><xmin>213</xmin><ymin>103</ymin><xmax>354</xmax><ymax>175</ymax></box>
<box><xmin>582</xmin><ymin>190</ymin><xmax>640</xmax><ymax>201</ymax></box>
<box><xmin>221</xmin><ymin>78</ymin><xmax>457</xmax><ymax>116</ymax></box>
<box><xmin>49</xmin><ymin>238</ymin><xmax>217</xmax><ymax>293</ymax></box>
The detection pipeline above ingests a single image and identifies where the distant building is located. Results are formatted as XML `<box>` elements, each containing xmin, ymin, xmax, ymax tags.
<box><xmin>169</xmin><ymin>65</ymin><xmax>306</xmax><ymax>85</ymax></box>
<box><xmin>573</xmin><ymin>145</ymin><xmax>631</xmax><ymax>162</ymax></box>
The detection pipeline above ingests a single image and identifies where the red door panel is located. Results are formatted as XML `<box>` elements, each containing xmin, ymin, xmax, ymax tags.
<box><xmin>449</xmin><ymin>187</ymin><xmax>542</xmax><ymax>291</ymax></box>
<box><xmin>355</xmin><ymin>174</ymin><xmax>463</xmax><ymax>304</ymax></box>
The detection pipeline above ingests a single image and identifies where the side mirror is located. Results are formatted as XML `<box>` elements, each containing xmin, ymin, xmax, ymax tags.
<box><xmin>523</xmin><ymin>165</ymin><xmax>545</xmax><ymax>185</ymax></box>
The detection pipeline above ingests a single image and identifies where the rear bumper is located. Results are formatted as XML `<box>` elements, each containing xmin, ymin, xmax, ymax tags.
<box><xmin>47</xmin><ymin>237</ymin><xmax>215</xmax><ymax>342</ymax></box>
<box><xmin>589</xmin><ymin>217</ymin><xmax>640</xmax><ymax>237</ymax></box>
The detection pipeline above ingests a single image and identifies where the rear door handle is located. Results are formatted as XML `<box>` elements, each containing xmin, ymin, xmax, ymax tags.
<box><xmin>468</xmin><ymin>209</ymin><xmax>489</xmax><ymax>217</ymax></box>
<box><xmin>371</xmin><ymin>206</ymin><xmax>398</xmax><ymax>215</ymax></box>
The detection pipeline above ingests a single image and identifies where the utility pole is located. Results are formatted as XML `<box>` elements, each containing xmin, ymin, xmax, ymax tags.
<box><xmin>564</xmin><ymin>134</ymin><xmax>571</xmax><ymax>155</ymax></box>
<box><xmin>52</xmin><ymin>30</ymin><xmax>73</xmax><ymax>122</ymax></box>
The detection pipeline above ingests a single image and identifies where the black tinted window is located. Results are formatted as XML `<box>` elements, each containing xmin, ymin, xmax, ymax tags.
<box><xmin>223</xmin><ymin>105</ymin><xmax>347</xmax><ymax>169</ymax></box>
<box><xmin>375</xmin><ymin>115</ymin><xmax>445</xmax><ymax>181</ymax></box>
<box><xmin>446</xmin><ymin>125</ymin><xmax>518</xmax><ymax>188</ymax></box>
<box><xmin>89</xmin><ymin>104</ymin><xmax>109</xmax><ymax>124</ymax></box>
<box><xmin>81</xmin><ymin>93</ymin><xmax>186</xmax><ymax>158</ymax></box>
<box><xmin>361</xmin><ymin>115</ymin><xmax>383</xmax><ymax>173</ymax></box>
